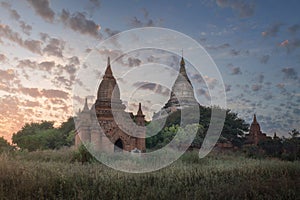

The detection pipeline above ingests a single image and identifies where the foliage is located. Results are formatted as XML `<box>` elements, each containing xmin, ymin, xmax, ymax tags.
<box><xmin>147</xmin><ymin>105</ymin><xmax>248</xmax><ymax>149</ymax></box>
<box><xmin>259</xmin><ymin>137</ymin><xmax>283</xmax><ymax>157</ymax></box>
<box><xmin>243</xmin><ymin>129</ymin><xmax>300</xmax><ymax>161</ymax></box>
<box><xmin>146</xmin><ymin>123</ymin><xmax>204</xmax><ymax>150</ymax></box>
<box><xmin>12</xmin><ymin>117</ymin><xmax>75</xmax><ymax>151</ymax></box>
<box><xmin>0</xmin><ymin>137</ymin><xmax>14</xmax><ymax>153</ymax></box>
<box><xmin>243</xmin><ymin>145</ymin><xmax>265</xmax><ymax>159</ymax></box>
<box><xmin>71</xmin><ymin>144</ymin><xmax>96</xmax><ymax>164</ymax></box>
<box><xmin>0</xmin><ymin>150</ymin><xmax>299</xmax><ymax>199</ymax></box>
<box><xmin>221</xmin><ymin>109</ymin><xmax>248</xmax><ymax>143</ymax></box>
<box><xmin>281</xmin><ymin>129</ymin><xmax>300</xmax><ymax>161</ymax></box>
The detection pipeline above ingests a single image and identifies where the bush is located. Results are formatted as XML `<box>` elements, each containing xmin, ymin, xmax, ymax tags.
<box><xmin>243</xmin><ymin>146</ymin><xmax>265</xmax><ymax>159</ymax></box>
<box><xmin>71</xmin><ymin>144</ymin><xmax>96</xmax><ymax>164</ymax></box>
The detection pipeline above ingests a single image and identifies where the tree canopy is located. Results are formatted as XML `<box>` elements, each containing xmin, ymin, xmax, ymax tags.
<box><xmin>0</xmin><ymin>137</ymin><xmax>14</xmax><ymax>153</ymax></box>
<box><xmin>12</xmin><ymin>117</ymin><xmax>75</xmax><ymax>151</ymax></box>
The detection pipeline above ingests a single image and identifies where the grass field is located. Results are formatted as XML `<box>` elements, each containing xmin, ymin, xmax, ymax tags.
<box><xmin>0</xmin><ymin>149</ymin><xmax>299</xmax><ymax>200</ymax></box>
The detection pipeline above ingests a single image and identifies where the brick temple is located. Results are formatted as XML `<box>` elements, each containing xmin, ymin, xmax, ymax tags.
<box><xmin>75</xmin><ymin>57</ymin><xmax>146</xmax><ymax>152</ymax></box>
<box><xmin>244</xmin><ymin>114</ymin><xmax>268</xmax><ymax>145</ymax></box>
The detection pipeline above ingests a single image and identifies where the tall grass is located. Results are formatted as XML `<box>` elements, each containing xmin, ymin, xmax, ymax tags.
<box><xmin>0</xmin><ymin>150</ymin><xmax>299</xmax><ymax>199</ymax></box>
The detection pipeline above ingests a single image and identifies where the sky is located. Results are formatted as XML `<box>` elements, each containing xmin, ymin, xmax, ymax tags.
<box><xmin>0</xmin><ymin>0</ymin><xmax>300</xmax><ymax>142</ymax></box>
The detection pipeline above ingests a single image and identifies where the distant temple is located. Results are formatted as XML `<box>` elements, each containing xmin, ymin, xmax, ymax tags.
<box><xmin>244</xmin><ymin>114</ymin><xmax>268</xmax><ymax>145</ymax></box>
<box><xmin>75</xmin><ymin>57</ymin><xmax>146</xmax><ymax>152</ymax></box>
<box><xmin>153</xmin><ymin>56</ymin><xmax>198</xmax><ymax>118</ymax></box>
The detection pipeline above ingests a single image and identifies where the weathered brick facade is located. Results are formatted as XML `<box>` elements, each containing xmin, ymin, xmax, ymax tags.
<box><xmin>75</xmin><ymin>57</ymin><xmax>146</xmax><ymax>152</ymax></box>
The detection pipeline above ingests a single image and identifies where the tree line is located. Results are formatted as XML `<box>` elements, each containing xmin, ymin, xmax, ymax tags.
<box><xmin>0</xmin><ymin>106</ymin><xmax>299</xmax><ymax>161</ymax></box>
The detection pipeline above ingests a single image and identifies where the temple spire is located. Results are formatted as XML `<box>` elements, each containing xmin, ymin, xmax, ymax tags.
<box><xmin>137</xmin><ymin>102</ymin><xmax>144</xmax><ymax>116</ymax></box>
<box><xmin>82</xmin><ymin>97</ymin><xmax>89</xmax><ymax>111</ymax></box>
<box><xmin>104</xmin><ymin>57</ymin><xmax>113</xmax><ymax>78</ymax></box>
<box><xmin>135</xmin><ymin>102</ymin><xmax>145</xmax><ymax>126</ymax></box>
<box><xmin>178</xmin><ymin>55</ymin><xmax>191</xmax><ymax>85</ymax></box>
<box><xmin>253</xmin><ymin>114</ymin><xmax>257</xmax><ymax>123</ymax></box>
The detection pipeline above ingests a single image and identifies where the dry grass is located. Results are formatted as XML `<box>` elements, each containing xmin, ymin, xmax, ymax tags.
<box><xmin>0</xmin><ymin>150</ymin><xmax>299</xmax><ymax>199</ymax></box>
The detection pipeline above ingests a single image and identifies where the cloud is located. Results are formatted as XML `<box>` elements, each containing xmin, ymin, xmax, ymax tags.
<box><xmin>276</xmin><ymin>83</ymin><xmax>285</xmax><ymax>89</ymax></box>
<box><xmin>251</xmin><ymin>84</ymin><xmax>262</xmax><ymax>91</ymax></box>
<box><xmin>260</xmin><ymin>55</ymin><xmax>270</xmax><ymax>64</ymax></box>
<box><xmin>141</xmin><ymin>8</ymin><xmax>149</xmax><ymax>19</ymax></box>
<box><xmin>293</xmin><ymin>108</ymin><xmax>300</xmax><ymax>115</ymax></box>
<box><xmin>60</xmin><ymin>9</ymin><xmax>101</xmax><ymax>38</ymax></box>
<box><xmin>288</xmin><ymin>24</ymin><xmax>300</xmax><ymax>34</ymax></box>
<box><xmin>261</xmin><ymin>23</ymin><xmax>283</xmax><ymax>37</ymax></box>
<box><xmin>18</xmin><ymin>87</ymin><xmax>41</xmax><ymax>98</ymax></box>
<box><xmin>40</xmin><ymin>89</ymin><xmax>69</xmax><ymax>99</ymax></box>
<box><xmin>129</xmin><ymin>8</ymin><xmax>163</xmax><ymax>28</ymax></box>
<box><xmin>257</xmin><ymin>74</ymin><xmax>264</xmax><ymax>83</ymax></box>
<box><xmin>130</xmin><ymin>17</ymin><xmax>146</xmax><ymax>27</ymax></box>
<box><xmin>19</xmin><ymin>21</ymin><xmax>32</xmax><ymax>35</ymax></box>
<box><xmin>96</xmin><ymin>48</ymin><xmax>124</xmax><ymax>61</ymax></box>
<box><xmin>9</xmin><ymin>9</ymin><xmax>20</xmax><ymax>20</ymax></box>
<box><xmin>0</xmin><ymin>24</ymin><xmax>41</xmax><ymax>54</ymax></box>
<box><xmin>279</xmin><ymin>39</ymin><xmax>289</xmax><ymax>47</ymax></box>
<box><xmin>0</xmin><ymin>2</ymin><xmax>32</xmax><ymax>35</ymax></box>
<box><xmin>0</xmin><ymin>69</ymin><xmax>16</xmax><ymax>92</ymax></box>
<box><xmin>230</xmin><ymin>66</ymin><xmax>242</xmax><ymax>75</ymax></box>
<box><xmin>39</xmin><ymin>32</ymin><xmax>50</xmax><ymax>41</ymax></box>
<box><xmin>68</xmin><ymin>56</ymin><xmax>80</xmax><ymax>65</ymax></box>
<box><xmin>197</xmin><ymin>88</ymin><xmax>210</xmax><ymax>100</ymax></box>
<box><xmin>0</xmin><ymin>2</ymin><xmax>20</xmax><ymax>20</ymax></box>
<box><xmin>263</xmin><ymin>93</ymin><xmax>273</xmax><ymax>100</ymax></box>
<box><xmin>43</xmin><ymin>38</ymin><xmax>65</xmax><ymax>58</ymax></box>
<box><xmin>280</xmin><ymin>39</ymin><xmax>300</xmax><ymax>53</ymax></box>
<box><xmin>103</xmin><ymin>28</ymin><xmax>121</xmax><ymax>47</ymax></box>
<box><xmin>0</xmin><ymin>54</ymin><xmax>7</xmax><ymax>62</ymax></box>
<box><xmin>39</xmin><ymin>61</ymin><xmax>56</xmax><ymax>71</ymax></box>
<box><xmin>104</xmin><ymin>28</ymin><xmax>120</xmax><ymax>37</ymax></box>
<box><xmin>203</xmin><ymin>76</ymin><xmax>218</xmax><ymax>89</ymax></box>
<box><xmin>1</xmin><ymin>2</ymin><xmax>20</xmax><ymax>20</ymax></box>
<box><xmin>18</xmin><ymin>87</ymin><xmax>69</xmax><ymax>99</ymax></box>
<box><xmin>205</xmin><ymin>43</ymin><xmax>230</xmax><ymax>50</ymax></box>
<box><xmin>127</xmin><ymin>57</ymin><xmax>142</xmax><ymax>67</ymax></box>
<box><xmin>216</xmin><ymin>0</ymin><xmax>255</xmax><ymax>18</ymax></box>
<box><xmin>0</xmin><ymin>24</ymin><xmax>23</xmax><ymax>45</ymax></box>
<box><xmin>26</xmin><ymin>0</ymin><xmax>55</xmax><ymax>22</ymax></box>
<box><xmin>132</xmin><ymin>82</ymin><xmax>169</xmax><ymax>96</ymax></box>
<box><xmin>229</xmin><ymin>49</ymin><xmax>241</xmax><ymax>56</ymax></box>
<box><xmin>0</xmin><ymin>95</ymin><xmax>25</xmax><ymax>141</ymax></box>
<box><xmin>225</xmin><ymin>84</ymin><xmax>231</xmax><ymax>92</ymax></box>
<box><xmin>23</xmin><ymin>39</ymin><xmax>42</xmax><ymax>54</ymax></box>
<box><xmin>85</xmin><ymin>0</ymin><xmax>101</xmax><ymax>14</ymax></box>
<box><xmin>88</xmin><ymin>0</ymin><xmax>100</xmax><ymax>7</ymax></box>
<box><xmin>22</xmin><ymin>100</ymin><xmax>40</xmax><ymax>107</ymax></box>
<box><xmin>281</xmin><ymin>67</ymin><xmax>298</xmax><ymax>80</ymax></box>
<box><xmin>0</xmin><ymin>2</ymin><xmax>33</xmax><ymax>35</ymax></box>
<box><xmin>17</xmin><ymin>59</ymin><xmax>54</xmax><ymax>72</ymax></box>
<box><xmin>64</xmin><ymin>64</ymin><xmax>77</xmax><ymax>75</ymax></box>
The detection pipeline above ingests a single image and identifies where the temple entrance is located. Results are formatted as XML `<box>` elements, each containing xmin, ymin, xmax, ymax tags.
<box><xmin>114</xmin><ymin>139</ymin><xmax>123</xmax><ymax>152</ymax></box>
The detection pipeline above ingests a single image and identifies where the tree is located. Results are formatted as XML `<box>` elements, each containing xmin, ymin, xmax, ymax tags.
<box><xmin>221</xmin><ymin>110</ymin><xmax>249</xmax><ymax>143</ymax></box>
<box><xmin>288</xmin><ymin>129</ymin><xmax>300</xmax><ymax>138</ymax></box>
<box><xmin>150</xmin><ymin>105</ymin><xmax>248</xmax><ymax>149</ymax></box>
<box><xmin>259</xmin><ymin>137</ymin><xmax>283</xmax><ymax>157</ymax></box>
<box><xmin>57</xmin><ymin>117</ymin><xmax>75</xmax><ymax>146</ymax></box>
<box><xmin>12</xmin><ymin>121</ymin><xmax>55</xmax><ymax>151</ymax></box>
<box><xmin>12</xmin><ymin>117</ymin><xmax>75</xmax><ymax>151</ymax></box>
<box><xmin>0</xmin><ymin>137</ymin><xmax>14</xmax><ymax>153</ymax></box>
<box><xmin>282</xmin><ymin>129</ymin><xmax>300</xmax><ymax>161</ymax></box>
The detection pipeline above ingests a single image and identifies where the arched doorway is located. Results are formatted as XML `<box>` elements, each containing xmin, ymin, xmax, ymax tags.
<box><xmin>114</xmin><ymin>139</ymin><xmax>123</xmax><ymax>152</ymax></box>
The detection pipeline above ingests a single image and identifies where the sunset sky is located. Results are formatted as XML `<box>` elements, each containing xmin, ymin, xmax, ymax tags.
<box><xmin>0</xmin><ymin>0</ymin><xmax>299</xmax><ymax>142</ymax></box>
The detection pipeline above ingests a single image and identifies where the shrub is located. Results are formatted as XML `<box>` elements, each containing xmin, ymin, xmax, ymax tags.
<box><xmin>71</xmin><ymin>144</ymin><xmax>96</xmax><ymax>164</ymax></box>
